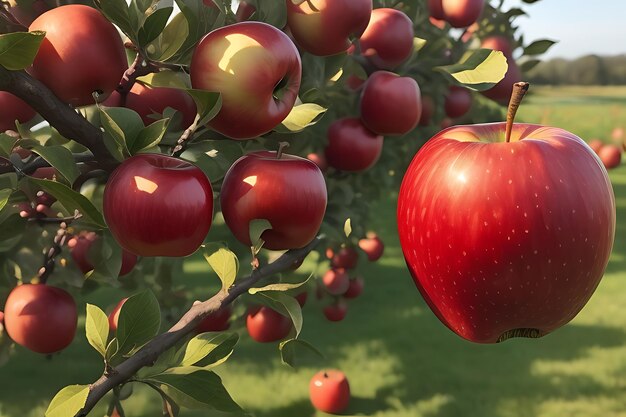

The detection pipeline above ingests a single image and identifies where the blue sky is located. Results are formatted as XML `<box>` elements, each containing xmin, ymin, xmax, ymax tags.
<box><xmin>504</xmin><ymin>0</ymin><xmax>626</xmax><ymax>59</ymax></box>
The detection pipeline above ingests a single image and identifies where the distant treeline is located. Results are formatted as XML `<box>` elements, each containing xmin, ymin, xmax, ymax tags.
<box><xmin>526</xmin><ymin>54</ymin><xmax>626</xmax><ymax>85</ymax></box>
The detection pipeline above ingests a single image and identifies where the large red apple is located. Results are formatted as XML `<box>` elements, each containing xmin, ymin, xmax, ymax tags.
<box><xmin>428</xmin><ymin>0</ymin><xmax>445</xmax><ymax>19</ymax></box>
<box><xmin>398</xmin><ymin>106</ymin><xmax>615</xmax><ymax>343</ymax></box>
<box><xmin>103</xmin><ymin>154</ymin><xmax>214</xmax><ymax>257</ymax></box>
<box><xmin>357</xmin><ymin>8</ymin><xmax>414</xmax><ymax>70</ymax></box>
<box><xmin>310</xmin><ymin>370</ymin><xmax>350</xmax><ymax>414</ymax></box>
<box><xmin>196</xmin><ymin>305</ymin><xmax>232</xmax><ymax>333</ymax></box>
<box><xmin>68</xmin><ymin>232</ymin><xmax>137</xmax><ymax>276</ymax></box>
<box><xmin>360</xmin><ymin>71</ymin><xmax>422</xmax><ymax>136</ymax></box>
<box><xmin>440</xmin><ymin>0</ymin><xmax>484</xmax><ymax>28</ymax></box>
<box><xmin>29</xmin><ymin>5</ymin><xmax>127</xmax><ymax>106</ymax></box>
<box><xmin>0</xmin><ymin>92</ymin><xmax>37</xmax><ymax>132</ymax></box>
<box><xmin>4</xmin><ymin>284</ymin><xmax>77</xmax><ymax>353</ymax></box>
<box><xmin>444</xmin><ymin>86</ymin><xmax>472</xmax><ymax>118</ymax></box>
<box><xmin>286</xmin><ymin>0</ymin><xmax>372</xmax><ymax>56</ymax></box>
<box><xmin>220</xmin><ymin>151</ymin><xmax>327</xmax><ymax>250</ymax></box>
<box><xmin>598</xmin><ymin>144</ymin><xmax>622</xmax><ymax>169</ymax></box>
<box><xmin>190</xmin><ymin>22</ymin><xmax>302</xmax><ymax>139</ymax></box>
<box><xmin>125</xmin><ymin>83</ymin><xmax>197</xmax><ymax>129</ymax></box>
<box><xmin>246</xmin><ymin>306</ymin><xmax>292</xmax><ymax>343</ymax></box>
<box><xmin>325</xmin><ymin>118</ymin><xmax>383</xmax><ymax>172</ymax></box>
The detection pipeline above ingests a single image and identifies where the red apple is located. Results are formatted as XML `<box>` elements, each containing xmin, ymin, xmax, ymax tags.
<box><xmin>3</xmin><ymin>284</ymin><xmax>77</xmax><ymax>353</ymax></box>
<box><xmin>360</xmin><ymin>71</ymin><xmax>422</xmax><ymax>135</ymax></box>
<box><xmin>108</xmin><ymin>298</ymin><xmax>128</xmax><ymax>333</ymax></box>
<box><xmin>444</xmin><ymin>86</ymin><xmax>472</xmax><ymax>118</ymax></box>
<box><xmin>357</xmin><ymin>8</ymin><xmax>414</xmax><ymax>70</ymax></box>
<box><xmin>29</xmin><ymin>5</ymin><xmax>127</xmax><ymax>106</ymax></box>
<box><xmin>323</xmin><ymin>299</ymin><xmax>348</xmax><ymax>322</ymax></box>
<box><xmin>481</xmin><ymin>35</ymin><xmax>514</xmax><ymax>58</ymax></box>
<box><xmin>306</xmin><ymin>152</ymin><xmax>328</xmax><ymax>172</ymax></box>
<box><xmin>419</xmin><ymin>95</ymin><xmax>435</xmax><ymax>126</ymax></box>
<box><xmin>588</xmin><ymin>139</ymin><xmax>604</xmax><ymax>155</ymax></box>
<box><xmin>196</xmin><ymin>305</ymin><xmax>232</xmax><ymax>333</ymax></box>
<box><xmin>325</xmin><ymin>118</ymin><xmax>383</xmax><ymax>172</ymax></box>
<box><xmin>428</xmin><ymin>0</ymin><xmax>445</xmax><ymax>19</ymax></box>
<box><xmin>344</xmin><ymin>276</ymin><xmax>364</xmax><ymax>299</ymax></box>
<box><xmin>246</xmin><ymin>306</ymin><xmax>292</xmax><ymax>343</ymax></box>
<box><xmin>481</xmin><ymin>59</ymin><xmax>522</xmax><ymax>105</ymax></box>
<box><xmin>327</xmin><ymin>247</ymin><xmax>359</xmax><ymax>269</ymax></box>
<box><xmin>103</xmin><ymin>154</ymin><xmax>214</xmax><ymax>257</ymax></box>
<box><xmin>322</xmin><ymin>268</ymin><xmax>350</xmax><ymax>295</ymax></box>
<box><xmin>441</xmin><ymin>0</ymin><xmax>484</xmax><ymax>28</ymax></box>
<box><xmin>295</xmin><ymin>292</ymin><xmax>308</xmax><ymax>307</ymax></box>
<box><xmin>398</xmin><ymin>121</ymin><xmax>615</xmax><ymax>343</ymax></box>
<box><xmin>598</xmin><ymin>144</ymin><xmax>622</xmax><ymax>169</ymax></box>
<box><xmin>429</xmin><ymin>16</ymin><xmax>447</xmax><ymax>29</ymax></box>
<box><xmin>611</xmin><ymin>127</ymin><xmax>624</xmax><ymax>142</ymax></box>
<box><xmin>286</xmin><ymin>0</ymin><xmax>372</xmax><ymax>56</ymax></box>
<box><xmin>125</xmin><ymin>83</ymin><xmax>197</xmax><ymax>129</ymax></box>
<box><xmin>441</xmin><ymin>117</ymin><xmax>454</xmax><ymax>129</ymax></box>
<box><xmin>310</xmin><ymin>370</ymin><xmax>350</xmax><ymax>414</ymax></box>
<box><xmin>220</xmin><ymin>151</ymin><xmax>327</xmax><ymax>250</ymax></box>
<box><xmin>235</xmin><ymin>1</ymin><xmax>256</xmax><ymax>22</ymax></box>
<box><xmin>0</xmin><ymin>92</ymin><xmax>37</xmax><ymax>132</ymax></box>
<box><xmin>68</xmin><ymin>232</ymin><xmax>137</xmax><ymax>276</ymax></box>
<box><xmin>190</xmin><ymin>22</ymin><xmax>302</xmax><ymax>139</ymax></box>
<box><xmin>346</xmin><ymin>74</ymin><xmax>366</xmax><ymax>91</ymax></box>
<box><xmin>0</xmin><ymin>310</ymin><xmax>4</xmax><ymax>325</ymax></box>
<box><xmin>358</xmin><ymin>234</ymin><xmax>384</xmax><ymax>261</ymax></box>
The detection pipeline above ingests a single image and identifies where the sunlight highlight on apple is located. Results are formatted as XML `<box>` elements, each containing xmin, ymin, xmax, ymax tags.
<box><xmin>134</xmin><ymin>176</ymin><xmax>158</xmax><ymax>194</ymax></box>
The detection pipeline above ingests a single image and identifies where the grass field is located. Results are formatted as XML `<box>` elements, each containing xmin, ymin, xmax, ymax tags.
<box><xmin>2</xmin><ymin>86</ymin><xmax>626</xmax><ymax>417</ymax></box>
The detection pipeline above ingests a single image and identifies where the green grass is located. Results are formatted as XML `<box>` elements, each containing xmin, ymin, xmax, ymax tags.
<box><xmin>2</xmin><ymin>86</ymin><xmax>626</xmax><ymax>417</ymax></box>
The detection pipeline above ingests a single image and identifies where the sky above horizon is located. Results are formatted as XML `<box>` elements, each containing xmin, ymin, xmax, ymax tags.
<box><xmin>503</xmin><ymin>0</ymin><xmax>626</xmax><ymax>59</ymax></box>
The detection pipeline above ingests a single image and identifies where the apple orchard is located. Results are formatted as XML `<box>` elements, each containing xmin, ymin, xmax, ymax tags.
<box><xmin>0</xmin><ymin>0</ymin><xmax>616</xmax><ymax>416</ymax></box>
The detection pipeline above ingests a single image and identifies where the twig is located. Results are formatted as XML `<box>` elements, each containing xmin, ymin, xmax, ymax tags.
<box><xmin>37</xmin><ymin>222</ymin><xmax>70</xmax><ymax>284</ymax></box>
<box><xmin>171</xmin><ymin>113</ymin><xmax>201</xmax><ymax>157</ymax></box>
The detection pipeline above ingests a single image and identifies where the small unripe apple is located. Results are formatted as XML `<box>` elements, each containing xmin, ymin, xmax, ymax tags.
<box><xmin>325</xmin><ymin>118</ymin><xmax>383</xmax><ymax>172</ymax></box>
<box><xmin>0</xmin><ymin>92</ymin><xmax>37</xmax><ymax>132</ymax></box>
<box><xmin>196</xmin><ymin>305</ymin><xmax>232</xmax><ymax>333</ymax></box>
<box><xmin>324</xmin><ymin>299</ymin><xmax>348</xmax><ymax>322</ymax></box>
<box><xmin>108</xmin><ymin>298</ymin><xmax>128</xmax><ymax>332</ymax></box>
<box><xmin>598</xmin><ymin>144</ymin><xmax>622</xmax><ymax>169</ymax></box>
<box><xmin>246</xmin><ymin>306</ymin><xmax>292</xmax><ymax>343</ymax></box>
<box><xmin>322</xmin><ymin>268</ymin><xmax>350</xmax><ymax>295</ymax></box>
<box><xmin>358</xmin><ymin>234</ymin><xmax>384</xmax><ymax>261</ymax></box>
<box><xmin>310</xmin><ymin>370</ymin><xmax>350</xmax><ymax>414</ymax></box>
<box><xmin>444</xmin><ymin>86</ymin><xmax>472</xmax><ymax>118</ymax></box>
<box><xmin>125</xmin><ymin>83</ymin><xmax>197</xmax><ymax>129</ymax></box>
<box><xmin>357</xmin><ymin>8</ymin><xmax>414</xmax><ymax>70</ymax></box>
<box><xmin>343</xmin><ymin>276</ymin><xmax>364</xmax><ymax>299</ymax></box>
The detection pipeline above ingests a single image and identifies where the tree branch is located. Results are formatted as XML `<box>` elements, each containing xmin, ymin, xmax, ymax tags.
<box><xmin>78</xmin><ymin>237</ymin><xmax>322</xmax><ymax>416</ymax></box>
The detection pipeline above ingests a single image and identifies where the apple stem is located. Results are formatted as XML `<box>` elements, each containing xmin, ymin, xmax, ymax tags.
<box><xmin>505</xmin><ymin>82</ymin><xmax>530</xmax><ymax>143</ymax></box>
<box><xmin>276</xmin><ymin>142</ymin><xmax>290</xmax><ymax>159</ymax></box>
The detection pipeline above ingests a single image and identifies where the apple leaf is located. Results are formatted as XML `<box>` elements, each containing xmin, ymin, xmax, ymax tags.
<box><xmin>138</xmin><ymin>7</ymin><xmax>173</xmax><ymax>46</ymax></box>
<box><xmin>0</xmin><ymin>213</ymin><xmax>26</xmax><ymax>253</ymax></box>
<box><xmin>138</xmin><ymin>71</ymin><xmax>191</xmax><ymax>89</ymax></box>
<box><xmin>524</xmin><ymin>39</ymin><xmax>557</xmax><ymax>56</ymax></box>
<box><xmin>258</xmin><ymin>291</ymin><xmax>302</xmax><ymax>337</ymax></box>
<box><xmin>98</xmin><ymin>107</ymin><xmax>135</xmax><ymax>162</ymax></box>
<box><xmin>249</xmin><ymin>273</ymin><xmax>312</xmax><ymax>295</ymax></box>
<box><xmin>30</xmin><ymin>145</ymin><xmax>80</xmax><ymax>185</ymax></box>
<box><xmin>0</xmin><ymin>133</ymin><xmax>18</xmax><ymax>158</ymax></box>
<box><xmin>344</xmin><ymin>218</ymin><xmax>352</xmax><ymax>238</ymax></box>
<box><xmin>180</xmin><ymin>140</ymin><xmax>243</xmax><ymax>183</ymax></box>
<box><xmin>279</xmin><ymin>338</ymin><xmax>324</xmax><ymax>368</ymax></box>
<box><xmin>0</xmin><ymin>189</ymin><xmax>12</xmax><ymax>214</ymax></box>
<box><xmin>45</xmin><ymin>385</ymin><xmax>90</xmax><ymax>417</ymax></box>
<box><xmin>203</xmin><ymin>243</ymin><xmax>238</xmax><ymax>290</ymax></box>
<box><xmin>116</xmin><ymin>290</ymin><xmax>161</xmax><ymax>356</ymax></box>
<box><xmin>413</xmin><ymin>37</ymin><xmax>427</xmax><ymax>53</ymax></box>
<box><xmin>0</xmin><ymin>31</ymin><xmax>45</xmax><ymax>70</ymax></box>
<box><xmin>85</xmin><ymin>304</ymin><xmax>110</xmax><ymax>358</ymax></box>
<box><xmin>178</xmin><ymin>332</ymin><xmax>239</xmax><ymax>368</ymax></box>
<box><xmin>132</xmin><ymin>119</ymin><xmax>170</xmax><ymax>154</ymax></box>
<box><xmin>275</xmin><ymin>103</ymin><xmax>327</xmax><ymax>133</ymax></box>
<box><xmin>85</xmin><ymin>231</ymin><xmax>123</xmax><ymax>286</ymax></box>
<box><xmin>435</xmin><ymin>49</ymin><xmax>508</xmax><ymax>91</ymax></box>
<box><xmin>95</xmin><ymin>0</ymin><xmax>137</xmax><ymax>43</ymax></box>
<box><xmin>185</xmin><ymin>89</ymin><xmax>222</xmax><ymax>126</ymax></box>
<box><xmin>248</xmin><ymin>219</ymin><xmax>271</xmax><ymax>255</ymax></box>
<box><xmin>146</xmin><ymin>12</ymin><xmax>189</xmax><ymax>61</ymax></box>
<box><xmin>520</xmin><ymin>58</ymin><xmax>542</xmax><ymax>73</ymax></box>
<box><xmin>250</xmin><ymin>0</ymin><xmax>287</xmax><ymax>29</ymax></box>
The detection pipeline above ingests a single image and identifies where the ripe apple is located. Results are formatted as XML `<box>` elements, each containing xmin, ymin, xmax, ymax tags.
<box><xmin>286</xmin><ymin>0</ymin><xmax>372</xmax><ymax>56</ymax></box>
<box><xmin>357</xmin><ymin>8</ymin><xmax>414</xmax><ymax>70</ymax></box>
<box><xmin>598</xmin><ymin>144</ymin><xmax>622</xmax><ymax>169</ymax></box>
<box><xmin>190</xmin><ymin>22</ymin><xmax>302</xmax><ymax>139</ymax></box>
<box><xmin>196</xmin><ymin>305</ymin><xmax>232</xmax><ymax>333</ymax></box>
<box><xmin>325</xmin><ymin>118</ymin><xmax>383</xmax><ymax>172</ymax></box>
<box><xmin>108</xmin><ymin>298</ymin><xmax>128</xmax><ymax>332</ymax></box>
<box><xmin>360</xmin><ymin>71</ymin><xmax>422</xmax><ymax>135</ymax></box>
<box><xmin>3</xmin><ymin>284</ymin><xmax>77</xmax><ymax>353</ymax></box>
<box><xmin>220</xmin><ymin>150</ymin><xmax>327</xmax><ymax>250</ymax></box>
<box><xmin>444</xmin><ymin>86</ymin><xmax>472</xmax><ymax>118</ymax></box>
<box><xmin>441</xmin><ymin>117</ymin><xmax>454</xmax><ymax>129</ymax></box>
<box><xmin>612</xmin><ymin>127</ymin><xmax>624</xmax><ymax>142</ymax></box>
<box><xmin>235</xmin><ymin>1</ymin><xmax>256</xmax><ymax>22</ymax></box>
<box><xmin>358</xmin><ymin>234</ymin><xmax>384</xmax><ymax>261</ymax></box>
<box><xmin>0</xmin><ymin>92</ymin><xmax>37</xmax><ymax>132</ymax></box>
<box><xmin>68</xmin><ymin>232</ymin><xmax>137</xmax><ymax>276</ymax></box>
<box><xmin>588</xmin><ymin>139</ymin><xmax>604</xmax><ymax>155</ymax></box>
<box><xmin>0</xmin><ymin>310</ymin><xmax>4</xmax><ymax>325</ymax></box>
<box><xmin>324</xmin><ymin>299</ymin><xmax>348</xmax><ymax>322</ymax></box>
<box><xmin>125</xmin><ymin>83</ymin><xmax>197</xmax><ymax>129</ymax></box>
<box><xmin>398</xmin><ymin>93</ymin><xmax>615</xmax><ymax>343</ymax></box>
<box><xmin>327</xmin><ymin>247</ymin><xmax>359</xmax><ymax>269</ymax></box>
<box><xmin>103</xmin><ymin>154</ymin><xmax>214</xmax><ymax>257</ymax></box>
<box><xmin>344</xmin><ymin>276</ymin><xmax>364</xmax><ymax>299</ymax></box>
<box><xmin>29</xmin><ymin>5</ymin><xmax>127</xmax><ymax>107</ymax></box>
<box><xmin>246</xmin><ymin>306</ymin><xmax>292</xmax><ymax>343</ymax></box>
<box><xmin>309</xmin><ymin>370</ymin><xmax>350</xmax><ymax>414</ymax></box>
<box><xmin>441</xmin><ymin>0</ymin><xmax>484</xmax><ymax>28</ymax></box>
<box><xmin>306</xmin><ymin>152</ymin><xmax>328</xmax><ymax>172</ymax></box>
<box><xmin>295</xmin><ymin>292</ymin><xmax>308</xmax><ymax>307</ymax></box>
<box><xmin>428</xmin><ymin>0</ymin><xmax>445</xmax><ymax>19</ymax></box>
<box><xmin>419</xmin><ymin>95</ymin><xmax>435</xmax><ymax>126</ymax></box>
<box><xmin>429</xmin><ymin>16</ymin><xmax>447</xmax><ymax>30</ymax></box>
<box><xmin>322</xmin><ymin>268</ymin><xmax>350</xmax><ymax>295</ymax></box>
<box><xmin>481</xmin><ymin>35</ymin><xmax>514</xmax><ymax>58</ymax></box>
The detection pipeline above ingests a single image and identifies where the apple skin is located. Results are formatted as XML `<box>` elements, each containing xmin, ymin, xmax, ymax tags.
<box><xmin>325</xmin><ymin>118</ymin><xmax>383</xmax><ymax>172</ymax></box>
<box><xmin>398</xmin><ymin>122</ymin><xmax>615</xmax><ymax>343</ymax></box>
<box><xmin>246</xmin><ymin>306</ymin><xmax>292</xmax><ymax>343</ymax></box>
<box><xmin>358</xmin><ymin>235</ymin><xmax>384</xmax><ymax>261</ymax></box>
<box><xmin>419</xmin><ymin>96</ymin><xmax>435</xmax><ymax>126</ymax></box>
<box><xmin>588</xmin><ymin>139</ymin><xmax>604</xmax><ymax>155</ymax></box>
<box><xmin>444</xmin><ymin>86</ymin><xmax>472</xmax><ymax>118</ymax></box>
<box><xmin>190</xmin><ymin>22</ymin><xmax>302</xmax><ymax>139</ymax></box>
<box><xmin>29</xmin><ymin>5</ymin><xmax>127</xmax><ymax>107</ymax></box>
<box><xmin>360</xmin><ymin>71</ymin><xmax>422</xmax><ymax>136</ymax></box>
<box><xmin>236</xmin><ymin>1</ymin><xmax>256</xmax><ymax>22</ymax></box>
<box><xmin>611</xmin><ymin>127</ymin><xmax>624</xmax><ymax>141</ymax></box>
<box><xmin>357</xmin><ymin>8</ymin><xmax>414</xmax><ymax>70</ymax></box>
<box><xmin>103</xmin><ymin>154</ymin><xmax>214</xmax><ymax>257</ymax></box>
<box><xmin>441</xmin><ymin>0</ymin><xmax>484</xmax><ymax>28</ymax></box>
<box><xmin>322</xmin><ymin>268</ymin><xmax>350</xmax><ymax>295</ymax></box>
<box><xmin>0</xmin><ymin>310</ymin><xmax>3</xmax><ymax>325</ymax></box>
<box><xmin>324</xmin><ymin>299</ymin><xmax>348</xmax><ymax>322</ymax></box>
<box><xmin>309</xmin><ymin>370</ymin><xmax>350</xmax><ymax>414</ymax></box>
<box><xmin>108</xmin><ymin>298</ymin><xmax>128</xmax><ymax>333</ymax></box>
<box><xmin>306</xmin><ymin>152</ymin><xmax>328</xmax><ymax>172</ymax></box>
<box><xmin>344</xmin><ymin>276</ymin><xmax>364</xmax><ymax>299</ymax></box>
<box><xmin>220</xmin><ymin>151</ymin><xmax>327</xmax><ymax>250</ymax></box>
<box><xmin>286</xmin><ymin>0</ymin><xmax>372</xmax><ymax>56</ymax></box>
<box><xmin>295</xmin><ymin>292</ymin><xmax>308</xmax><ymax>307</ymax></box>
<box><xmin>4</xmin><ymin>284</ymin><xmax>77</xmax><ymax>353</ymax></box>
<box><xmin>125</xmin><ymin>83</ymin><xmax>197</xmax><ymax>129</ymax></box>
<box><xmin>0</xmin><ymin>92</ymin><xmax>37</xmax><ymax>132</ymax></box>
<box><xmin>598</xmin><ymin>144</ymin><xmax>622</xmax><ymax>170</ymax></box>
<box><xmin>441</xmin><ymin>117</ymin><xmax>454</xmax><ymax>129</ymax></box>
<box><xmin>196</xmin><ymin>305</ymin><xmax>232</xmax><ymax>333</ymax></box>
<box><xmin>327</xmin><ymin>247</ymin><xmax>359</xmax><ymax>269</ymax></box>
<box><xmin>481</xmin><ymin>35</ymin><xmax>514</xmax><ymax>58</ymax></box>
<box><xmin>68</xmin><ymin>232</ymin><xmax>138</xmax><ymax>276</ymax></box>
<box><xmin>428</xmin><ymin>0</ymin><xmax>445</xmax><ymax>19</ymax></box>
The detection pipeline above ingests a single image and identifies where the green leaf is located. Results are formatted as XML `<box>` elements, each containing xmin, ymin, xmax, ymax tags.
<box><xmin>116</xmin><ymin>290</ymin><xmax>161</xmax><ymax>356</ymax></box>
<box><xmin>344</xmin><ymin>218</ymin><xmax>352</xmax><ymax>238</ymax></box>
<box><xmin>105</xmin><ymin>338</ymin><xmax>118</xmax><ymax>361</ymax></box>
<box><xmin>96</xmin><ymin>0</ymin><xmax>136</xmax><ymax>42</ymax></box>
<box><xmin>45</xmin><ymin>385</ymin><xmax>90</xmax><ymax>417</ymax></box>
<box><xmin>132</xmin><ymin>119</ymin><xmax>170</xmax><ymax>154</ymax></box>
<box><xmin>279</xmin><ymin>338</ymin><xmax>323</xmax><ymax>368</ymax></box>
<box><xmin>179</xmin><ymin>332</ymin><xmax>239</xmax><ymax>367</ymax></box>
<box><xmin>85</xmin><ymin>231</ymin><xmax>123</xmax><ymax>285</ymax></box>
<box><xmin>520</xmin><ymin>58</ymin><xmax>542</xmax><ymax>72</ymax></box>
<box><xmin>259</xmin><ymin>291</ymin><xmax>302</xmax><ymax>337</ymax></box>
<box><xmin>146</xmin><ymin>12</ymin><xmax>189</xmax><ymax>61</ymax></box>
<box><xmin>0</xmin><ymin>133</ymin><xmax>18</xmax><ymax>158</ymax></box>
<box><xmin>98</xmin><ymin>108</ymin><xmax>132</xmax><ymax>162</ymax></box>
<box><xmin>30</xmin><ymin>145</ymin><xmax>80</xmax><ymax>185</ymax></box>
<box><xmin>413</xmin><ymin>37</ymin><xmax>427</xmax><ymax>53</ymax></box>
<box><xmin>0</xmin><ymin>213</ymin><xmax>25</xmax><ymax>252</ymax></box>
<box><xmin>139</xmin><ymin>71</ymin><xmax>191</xmax><ymax>89</ymax></box>
<box><xmin>180</xmin><ymin>140</ymin><xmax>243</xmax><ymax>182</ymax></box>
<box><xmin>0</xmin><ymin>189</ymin><xmax>12</xmax><ymax>213</ymax></box>
<box><xmin>524</xmin><ymin>39</ymin><xmax>557</xmax><ymax>56</ymax></box>
<box><xmin>0</xmin><ymin>31</ymin><xmax>45</xmax><ymax>70</ymax></box>
<box><xmin>275</xmin><ymin>103</ymin><xmax>327</xmax><ymax>133</ymax></box>
<box><xmin>249</xmin><ymin>219</ymin><xmax>271</xmax><ymax>253</ymax></box>
<box><xmin>251</xmin><ymin>0</ymin><xmax>287</xmax><ymax>29</ymax></box>
<box><xmin>436</xmin><ymin>49</ymin><xmax>508</xmax><ymax>91</ymax></box>
<box><xmin>138</xmin><ymin>7</ymin><xmax>174</xmax><ymax>46</ymax></box>
<box><xmin>85</xmin><ymin>304</ymin><xmax>110</xmax><ymax>357</ymax></box>
<box><xmin>203</xmin><ymin>243</ymin><xmax>238</xmax><ymax>290</ymax></box>
<box><xmin>249</xmin><ymin>273</ymin><xmax>311</xmax><ymax>295</ymax></box>
<box><xmin>185</xmin><ymin>90</ymin><xmax>221</xmax><ymax>126</ymax></box>
<box><xmin>27</xmin><ymin>178</ymin><xmax>106</xmax><ymax>228</ymax></box>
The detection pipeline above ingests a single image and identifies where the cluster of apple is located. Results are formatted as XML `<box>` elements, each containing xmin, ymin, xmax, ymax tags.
<box><xmin>588</xmin><ymin>129</ymin><xmax>624</xmax><ymax>170</ymax></box>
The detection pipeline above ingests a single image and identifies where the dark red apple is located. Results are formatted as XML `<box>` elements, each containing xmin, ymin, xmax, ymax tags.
<box><xmin>360</xmin><ymin>71</ymin><xmax>422</xmax><ymax>136</ymax></box>
<box><xmin>358</xmin><ymin>234</ymin><xmax>384</xmax><ymax>261</ymax></box>
<box><xmin>357</xmin><ymin>8</ymin><xmax>414</xmax><ymax>70</ymax></box>
<box><xmin>598</xmin><ymin>144</ymin><xmax>622</xmax><ymax>169</ymax></box>
<box><xmin>323</xmin><ymin>299</ymin><xmax>348</xmax><ymax>322</ymax></box>
<box><xmin>428</xmin><ymin>0</ymin><xmax>445</xmax><ymax>19</ymax></box>
<box><xmin>125</xmin><ymin>83</ymin><xmax>197</xmax><ymax>129</ymax></box>
<box><xmin>295</xmin><ymin>292</ymin><xmax>308</xmax><ymax>307</ymax></box>
<box><xmin>3</xmin><ymin>284</ymin><xmax>77</xmax><ymax>353</ymax></box>
<box><xmin>344</xmin><ymin>276</ymin><xmax>364</xmax><ymax>299</ymax></box>
<box><xmin>481</xmin><ymin>35</ymin><xmax>514</xmax><ymax>58</ymax></box>
<box><xmin>103</xmin><ymin>154</ymin><xmax>214</xmax><ymax>257</ymax></box>
<box><xmin>441</xmin><ymin>0</ymin><xmax>484</xmax><ymax>28</ymax></box>
<box><xmin>246</xmin><ymin>306</ymin><xmax>292</xmax><ymax>343</ymax></box>
<box><xmin>196</xmin><ymin>305</ymin><xmax>232</xmax><ymax>333</ymax></box>
<box><xmin>0</xmin><ymin>92</ymin><xmax>37</xmax><ymax>132</ymax></box>
<box><xmin>68</xmin><ymin>231</ymin><xmax>137</xmax><ymax>276</ymax></box>
<box><xmin>309</xmin><ymin>370</ymin><xmax>350</xmax><ymax>414</ymax></box>
<box><xmin>220</xmin><ymin>151</ymin><xmax>327</xmax><ymax>250</ymax></box>
<box><xmin>325</xmin><ymin>118</ymin><xmax>383</xmax><ymax>172</ymax></box>
<box><xmin>108</xmin><ymin>298</ymin><xmax>127</xmax><ymax>333</ymax></box>
<box><xmin>322</xmin><ymin>268</ymin><xmax>350</xmax><ymax>295</ymax></box>
<box><xmin>327</xmin><ymin>247</ymin><xmax>359</xmax><ymax>269</ymax></box>
<box><xmin>444</xmin><ymin>86</ymin><xmax>472</xmax><ymax>118</ymax></box>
